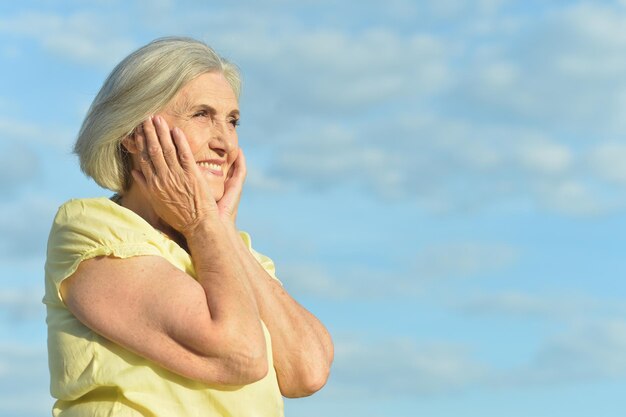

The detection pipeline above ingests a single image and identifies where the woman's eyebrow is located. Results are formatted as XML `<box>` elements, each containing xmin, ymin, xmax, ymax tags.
<box><xmin>188</xmin><ymin>104</ymin><xmax>239</xmax><ymax>116</ymax></box>
<box><xmin>189</xmin><ymin>104</ymin><xmax>217</xmax><ymax>114</ymax></box>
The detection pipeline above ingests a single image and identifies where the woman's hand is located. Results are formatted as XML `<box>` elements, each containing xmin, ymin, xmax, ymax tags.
<box><xmin>218</xmin><ymin>148</ymin><xmax>247</xmax><ymax>226</ymax></box>
<box><xmin>132</xmin><ymin>115</ymin><xmax>217</xmax><ymax>236</ymax></box>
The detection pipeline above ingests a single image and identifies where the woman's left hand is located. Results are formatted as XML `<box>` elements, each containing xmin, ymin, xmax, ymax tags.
<box><xmin>217</xmin><ymin>148</ymin><xmax>246</xmax><ymax>225</ymax></box>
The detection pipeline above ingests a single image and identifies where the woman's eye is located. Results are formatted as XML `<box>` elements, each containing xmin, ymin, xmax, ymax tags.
<box><xmin>193</xmin><ymin>110</ymin><xmax>208</xmax><ymax>118</ymax></box>
<box><xmin>230</xmin><ymin>119</ymin><xmax>240</xmax><ymax>128</ymax></box>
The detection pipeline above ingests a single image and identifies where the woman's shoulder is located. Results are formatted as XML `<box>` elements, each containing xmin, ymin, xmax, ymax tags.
<box><xmin>56</xmin><ymin>196</ymin><xmax>124</xmax><ymax>219</ymax></box>
<box><xmin>51</xmin><ymin>196</ymin><xmax>159</xmax><ymax>244</ymax></box>
<box><xmin>47</xmin><ymin>195</ymin><xmax>171</xmax><ymax>262</ymax></box>
<box><xmin>44</xmin><ymin>198</ymin><xmax>168</xmax><ymax>307</ymax></box>
<box><xmin>55</xmin><ymin>197</ymin><xmax>146</xmax><ymax>227</ymax></box>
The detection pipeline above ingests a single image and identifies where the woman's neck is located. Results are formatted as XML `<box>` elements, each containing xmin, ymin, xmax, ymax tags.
<box><xmin>117</xmin><ymin>185</ymin><xmax>183</xmax><ymax>245</ymax></box>
<box><xmin>117</xmin><ymin>185</ymin><xmax>159</xmax><ymax>226</ymax></box>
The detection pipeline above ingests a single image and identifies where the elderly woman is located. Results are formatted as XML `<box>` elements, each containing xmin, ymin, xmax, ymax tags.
<box><xmin>43</xmin><ymin>37</ymin><xmax>333</xmax><ymax>416</ymax></box>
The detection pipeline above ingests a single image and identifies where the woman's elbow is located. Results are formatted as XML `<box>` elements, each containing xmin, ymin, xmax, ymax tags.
<box><xmin>196</xmin><ymin>358</ymin><xmax>267</xmax><ymax>386</ymax></box>
<box><xmin>197</xmin><ymin>325</ymin><xmax>269</xmax><ymax>386</ymax></box>
<box><xmin>302</xmin><ymin>366</ymin><xmax>331</xmax><ymax>396</ymax></box>
<box><xmin>240</xmin><ymin>349</ymin><xmax>269</xmax><ymax>384</ymax></box>
<box><xmin>199</xmin><ymin>346</ymin><xmax>268</xmax><ymax>386</ymax></box>
<box><xmin>225</xmin><ymin>336</ymin><xmax>269</xmax><ymax>385</ymax></box>
<box><xmin>282</xmin><ymin>363</ymin><xmax>331</xmax><ymax>398</ymax></box>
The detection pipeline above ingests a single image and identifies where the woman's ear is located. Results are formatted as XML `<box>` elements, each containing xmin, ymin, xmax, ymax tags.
<box><xmin>121</xmin><ymin>135</ymin><xmax>138</xmax><ymax>154</ymax></box>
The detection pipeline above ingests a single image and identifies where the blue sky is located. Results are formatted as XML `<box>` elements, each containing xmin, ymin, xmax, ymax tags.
<box><xmin>2</xmin><ymin>0</ymin><xmax>626</xmax><ymax>416</ymax></box>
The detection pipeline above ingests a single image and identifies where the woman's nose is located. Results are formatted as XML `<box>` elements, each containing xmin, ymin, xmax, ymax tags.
<box><xmin>209</xmin><ymin>121</ymin><xmax>235</xmax><ymax>154</ymax></box>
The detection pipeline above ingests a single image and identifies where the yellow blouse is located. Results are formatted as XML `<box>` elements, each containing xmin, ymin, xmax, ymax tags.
<box><xmin>43</xmin><ymin>197</ymin><xmax>284</xmax><ymax>417</ymax></box>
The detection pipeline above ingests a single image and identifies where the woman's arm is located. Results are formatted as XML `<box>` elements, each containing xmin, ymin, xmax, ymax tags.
<box><xmin>61</xmin><ymin>246</ymin><xmax>267</xmax><ymax>386</ymax></box>
<box><xmin>216</xmin><ymin>150</ymin><xmax>334</xmax><ymax>397</ymax></box>
<box><xmin>225</xmin><ymin>227</ymin><xmax>334</xmax><ymax>397</ymax></box>
<box><xmin>61</xmin><ymin>116</ymin><xmax>267</xmax><ymax>386</ymax></box>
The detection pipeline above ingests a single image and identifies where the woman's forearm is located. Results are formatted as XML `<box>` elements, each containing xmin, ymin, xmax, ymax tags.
<box><xmin>222</xmin><ymin>224</ymin><xmax>334</xmax><ymax>397</ymax></box>
<box><xmin>183</xmin><ymin>219</ymin><xmax>268</xmax><ymax>382</ymax></box>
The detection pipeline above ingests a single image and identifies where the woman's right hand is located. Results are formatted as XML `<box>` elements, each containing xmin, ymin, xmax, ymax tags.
<box><xmin>132</xmin><ymin>115</ymin><xmax>217</xmax><ymax>236</ymax></box>
<box><xmin>216</xmin><ymin>148</ymin><xmax>246</xmax><ymax>226</ymax></box>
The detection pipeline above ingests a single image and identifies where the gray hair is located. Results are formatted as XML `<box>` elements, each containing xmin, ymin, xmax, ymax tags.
<box><xmin>74</xmin><ymin>36</ymin><xmax>241</xmax><ymax>192</ymax></box>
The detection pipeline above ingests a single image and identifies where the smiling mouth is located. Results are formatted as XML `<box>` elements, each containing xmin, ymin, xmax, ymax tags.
<box><xmin>197</xmin><ymin>161</ymin><xmax>223</xmax><ymax>176</ymax></box>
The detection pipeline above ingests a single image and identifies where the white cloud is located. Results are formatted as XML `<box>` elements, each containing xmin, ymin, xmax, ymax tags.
<box><xmin>0</xmin><ymin>118</ymin><xmax>43</xmax><ymax>138</ymax></box>
<box><xmin>412</xmin><ymin>242</ymin><xmax>518</xmax><ymax>281</ymax></box>
<box><xmin>453</xmin><ymin>295</ymin><xmax>626</xmax><ymax>385</ymax></box>
<box><xmin>218</xmin><ymin>27</ymin><xmax>452</xmax><ymax>111</ymax></box>
<box><xmin>330</xmin><ymin>337</ymin><xmax>489</xmax><ymax>397</ymax></box>
<box><xmin>503</xmin><ymin>319</ymin><xmax>626</xmax><ymax>385</ymax></box>
<box><xmin>271</xmin><ymin>142</ymin><xmax>405</xmax><ymax>199</ymax></box>
<box><xmin>558</xmin><ymin>3</ymin><xmax>626</xmax><ymax>76</ymax></box>
<box><xmin>480</xmin><ymin>61</ymin><xmax>519</xmax><ymax>89</ymax></box>
<box><xmin>0</xmin><ymin>117</ymin><xmax>74</xmax><ymax>150</ymax></box>
<box><xmin>245</xmin><ymin>166</ymin><xmax>289</xmax><ymax>193</ymax></box>
<box><xmin>282</xmin><ymin>262</ymin><xmax>423</xmax><ymax>300</ymax></box>
<box><xmin>0</xmin><ymin>195</ymin><xmax>59</xmax><ymax>259</ymax></box>
<box><xmin>587</xmin><ymin>142</ymin><xmax>626</xmax><ymax>185</ymax></box>
<box><xmin>0</xmin><ymin>11</ymin><xmax>134</xmax><ymax>68</ymax></box>
<box><xmin>281</xmin><ymin>241</ymin><xmax>517</xmax><ymax>300</ymax></box>
<box><xmin>330</xmin><ymin>319</ymin><xmax>626</xmax><ymax>399</ymax></box>
<box><xmin>537</xmin><ymin>180</ymin><xmax>609</xmax><ymax>216</ymax></box>
<box><xmin>0</xmin><ymin>144</ymin><xmax>39</xmax><ymax>192</ymax></box>
<box><xmin>242</xmin><ymin>81</ymin><xmax>618</xmax><ymax>213</ymax></box>
<box><xmin>517</xmin><ymin>141</ymin><xmax>572</xmax><ymax>175</ymax></box>
<box><xmin>280</xmin><ymin>263</ymin><xmax>350</xmax><ymax>300</ymax></box>
<box><xmin>429</xmin><ymin>0</ymin><xmax>467</xmax><ymax>18</ymax></box>
<box><xmin>455</xmin><ymin>291</ymin><xmax>625</xmax><ymax>320</ymax></box>
<box><xmin>0</xmin><ymin>287</ymin><xmax>45</xmax><ymax>322</ymax></box>
<box><xmin>256</xmin><ymin>107</ymin><xmax>626</xmax><ymax>215</ymax></box>
<box><xmin>449</xmin><ymin>2</ymin><xmax>626</xmax><ymax>134</ymax></box>
<box><xmin>0</xmin><ymin>344</ymin><xmax>50</xmax><ymax>416</ymax></box>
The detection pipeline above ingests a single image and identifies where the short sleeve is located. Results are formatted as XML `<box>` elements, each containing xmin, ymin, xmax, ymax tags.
<box><xmin>239</xmin><ymin>231</ymin><xmax>282</xmax><ymax>285</ymax></box>
<box><xmin>44</xmin><ymin>199</ymin><xmax>162</xmax><ymax>306</ymax></box>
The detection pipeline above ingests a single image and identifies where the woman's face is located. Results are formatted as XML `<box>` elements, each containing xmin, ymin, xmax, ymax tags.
<box><xmin>159</xmin><ymin>71</ymin><xmax>240</xmax><ymax>201</ymax></box>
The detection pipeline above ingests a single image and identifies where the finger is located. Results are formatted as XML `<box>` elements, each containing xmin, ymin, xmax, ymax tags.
<box><xmin>229</xmin><ymin>148</ymin><xmax>247</xmax><ymax>185</ymax></box>
<box><xmin>134</xmin><ymin>124</ymin><xmax>156</xmax><ymax>180</ymax></box>
<box><xmin>143</xmin><ymin>116</ymin><xmax>168</xmax><ymax>176</ymax></box>
<box><xmin>218</xmin><ymin>149</ymin><xmax>245</xmax><ymax>215</ymax></box>
<box><xmin>153</xmin><ymin>115</ymin><xmax>179</xmax><ymax>168</ymax></box>
<box><xmin>225</xmin><ymin>149</ymin><xmax>237</xmax><ymax>182</ymax></box>
<box><xmin>171</xmin><ymin>127</ymin><xmax>198</xmax><ymax>173</ymax></box>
